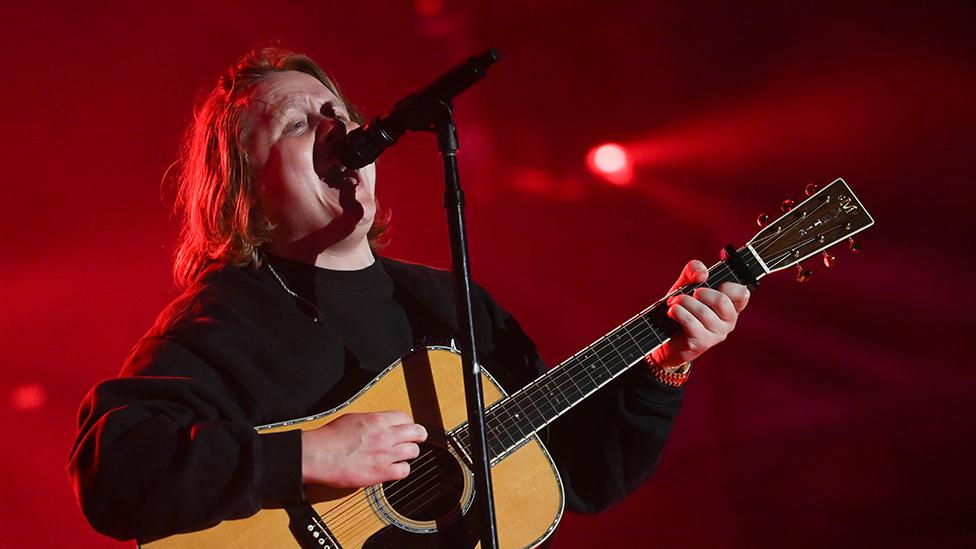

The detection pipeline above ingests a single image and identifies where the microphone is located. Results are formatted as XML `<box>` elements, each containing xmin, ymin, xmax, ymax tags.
<box><xmin>324</xmin><ymin>48</ymin><xmax>501</xmax><ymax>172</ymax></box>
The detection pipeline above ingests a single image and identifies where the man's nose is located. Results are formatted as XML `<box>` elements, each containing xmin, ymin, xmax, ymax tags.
<box><xmin>314</xmin><ymin>114</ymin><xmax>347</xmax><ymax>148</ymax></box>
<box><xmin>312</xmin><ymin>114</ymin><xmax>349</xmax><ymax>179</ymax></box>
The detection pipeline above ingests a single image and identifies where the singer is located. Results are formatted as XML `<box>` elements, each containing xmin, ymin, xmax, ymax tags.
<box><xmin>68</xmin><ymin>47</ymin><xmax>749</xmax><ymax>545</ymax></box>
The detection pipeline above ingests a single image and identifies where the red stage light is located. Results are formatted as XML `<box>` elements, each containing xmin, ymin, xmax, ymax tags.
<box><xmin>586</xmin><ymin>143</ymin><xmax>634</xmax><ymax>185</ymax></box>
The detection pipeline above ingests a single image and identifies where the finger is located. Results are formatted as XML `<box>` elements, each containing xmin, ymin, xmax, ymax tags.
<box><xmin>392</xmin><ymin>441</ymin><xmax>421</xmax><ymax>461</ymax></box>
<box><xmin>377</xmin><ymin>410</ymin><xmax>413</xmax><ymax>426</ymax></box>
<box><xmin>670</xmin><ymin>294</ymin><xmax>724</xmax><ymax>334</ymax></box>
<box><xmin>693</xmin><ymin>287</ymin><xmax>737</xmax><ymax>323</ymax></box>
<box><xmin>386</xmin><ymin>461</ymin><xmax>410</xmax><ymax>480</ymax></box>
<box><xmin>718</xmin><ymin>281</ymin><xmax>751</xmax><ymax>313</ymax></box>
<box><xmin>670</xmin><ymin>260</ymin><xmax>708</xmax><ymax>293</ymax></box>
<box><xmin>668</xmin><ymin>302</ymin><xmax>707</xmax><ymax>340</ymax></box>
<box><xmin>391</xmin><ymin>422</ymin><xmax>428</xmax><ymax>443</ymax></box>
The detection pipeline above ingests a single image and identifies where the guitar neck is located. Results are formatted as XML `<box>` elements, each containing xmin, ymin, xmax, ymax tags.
<box><xmin>452</xmin><ymin>245</ymin><xmax>767</xmax><ymax>463</ymax></box>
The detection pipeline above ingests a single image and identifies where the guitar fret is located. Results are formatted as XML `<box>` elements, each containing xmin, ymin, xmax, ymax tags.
<box><xmin>585</xmin><ymin>346</ymin><xmax>614</xmax><ymax>383</ymax></box>
<box><xmin>488</xmin><ymin>405</ymin><xmax>519</xmax><ymax>454</ymax></box>
<box><xmin>499</xmin><ymin>382</ymin><xmax>543</xmax><ymax>440</ymax></box>
<box><xmin>601</xmin><ymin>331</ymin><xmax>637</xmax><ymax>367</ymax></box>
<box><xmin>543</xmin><ymin>371</ymin><xmax>578</xmax><ymax>413</ymax></box>
<box><xmin>520</xmin><ymin>380</ymin><xmax>550</xmax><ymax>424</ymax></box>
<box><xmin>575</xmin><ymin>348</ymin><xmax>600</xmax><ymax>386</ymax></box>
<box><xmin>529</xmin><ymin>380</ymin><xmax>560</xmax><ymax>421</ymax></box>
<box><xmin>639</xmin><ymin>312</ymin><xmax>664</xmax><ymax>346</ymax></box>
<box><xmin>618</xmin><ymin>322</ymin><xmax>648</xmax><ymax>360</ymax></box>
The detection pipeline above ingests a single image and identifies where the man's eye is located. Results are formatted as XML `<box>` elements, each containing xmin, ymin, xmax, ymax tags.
<box><xmin>288</xmin><ymin>119</ymin><xmax>308</xmax><ymax>133</ymax></box>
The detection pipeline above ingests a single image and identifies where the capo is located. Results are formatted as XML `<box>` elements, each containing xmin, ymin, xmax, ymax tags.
<box><xmin>721</xmin><ymin>244</ymin><xmax>760</xmax><ymax>289</ymax></box>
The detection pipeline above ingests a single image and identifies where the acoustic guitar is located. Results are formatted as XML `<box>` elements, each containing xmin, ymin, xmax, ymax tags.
<box><xmin>143</xmin><ymin>178</ymin><xmax>874</xmax><ymax>548</ymax></box>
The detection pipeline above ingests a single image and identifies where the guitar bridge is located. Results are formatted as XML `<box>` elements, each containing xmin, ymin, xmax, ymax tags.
<box><xmin>286</xmin><ymin>503</ymin><xmax>341</xmax><ymax>548</ymax></box>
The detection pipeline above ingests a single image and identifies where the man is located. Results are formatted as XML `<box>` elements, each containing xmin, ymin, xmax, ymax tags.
<box><xmin>68</xmin><ymin>47</ymin><xmax>750</xmax><ymax>544</ymax></box>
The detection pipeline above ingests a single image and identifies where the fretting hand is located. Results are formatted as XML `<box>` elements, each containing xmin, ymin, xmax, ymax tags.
<box><xmin>649</xmin><ymin>260</ymin><xmax>750</xmax><ymax>370</ymax></box>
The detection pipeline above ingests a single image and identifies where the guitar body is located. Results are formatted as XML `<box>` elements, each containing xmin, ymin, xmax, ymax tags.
<box><xmin>142</xmin><ymin>347</ymin><xmax>564</xmax><ymax>549</ymax></box>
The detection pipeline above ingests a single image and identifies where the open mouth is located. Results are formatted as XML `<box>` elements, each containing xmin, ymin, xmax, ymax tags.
<box><xmin>319</xmin><ymin>163</ymin><xmax>361</xmax><ymax>190</ymax></box>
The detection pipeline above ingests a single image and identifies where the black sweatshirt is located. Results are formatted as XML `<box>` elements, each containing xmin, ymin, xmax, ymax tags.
<box><xmin>67</xmin><ymin>256</ymin><xmax>683</xmax><ymax>542</ymax></box>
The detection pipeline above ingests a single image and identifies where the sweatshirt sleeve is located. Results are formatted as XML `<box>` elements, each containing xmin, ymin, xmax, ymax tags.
<box><xmin>66</xmin><ymin>336</ymin><xmax>304</xmax><ymax>542</ymax></box>
<box><xmin>478</xmin><ymin>287</ymin><xmax>683</xmax><ymax>514</ymax></box>
<box><xmin>544</xmin><ymin>367</ymin><xmax>683</xmax><ymax>514</ymax></box>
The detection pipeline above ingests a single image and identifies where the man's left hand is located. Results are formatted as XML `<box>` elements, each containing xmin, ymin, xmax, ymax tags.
<box><xmin>649</xmin><ymin>259</ymin><xmax>750</xmax><ymax>370</ymax></box>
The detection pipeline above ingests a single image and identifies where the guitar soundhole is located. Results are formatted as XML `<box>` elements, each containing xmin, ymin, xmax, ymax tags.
<box><xmin>381</xmin><ymin>441</ymin><xmax>467</xmax><ymax>523</ymax></box>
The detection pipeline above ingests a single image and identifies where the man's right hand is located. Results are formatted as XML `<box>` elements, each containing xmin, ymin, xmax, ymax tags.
<box><xmin>300</xmin><ymin>411</ymin><xmax>428</xmax><ymax>488</ymax></box>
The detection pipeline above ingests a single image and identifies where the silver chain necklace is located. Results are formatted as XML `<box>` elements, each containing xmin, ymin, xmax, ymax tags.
<box><xmin>264</xmin><ymin>258</ymin><xmax>322</xmax><ymax>324</ymax></box>
<box><xmin>264</xmin><ymin>259</ymin><xmax>300</xmax><ymax>299</ymax></box>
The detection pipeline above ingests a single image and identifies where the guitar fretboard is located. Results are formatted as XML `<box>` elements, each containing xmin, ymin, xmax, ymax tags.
<box><xmin>451</xmin><ymin>247</ymin><xmax>765</xmax><ymax>464</ymax></box>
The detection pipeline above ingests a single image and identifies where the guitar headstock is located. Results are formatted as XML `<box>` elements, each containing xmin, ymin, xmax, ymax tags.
<box><xmin>747</xmin><ymin>178</ymin><xmax>874</xmax><ymax>276</ymax></box>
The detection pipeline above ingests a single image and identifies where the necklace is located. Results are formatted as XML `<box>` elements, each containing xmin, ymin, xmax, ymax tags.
<box><xmin>265</xmin><ymin>259</ymin><xmax>300</xmax><ymax>299</ymax></box>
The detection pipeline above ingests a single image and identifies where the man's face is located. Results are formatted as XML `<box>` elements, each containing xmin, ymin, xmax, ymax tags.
<box><xmin>245</xmin><ymin>70</ymin><xmax>376</xmax><ymax>250</ymax></box>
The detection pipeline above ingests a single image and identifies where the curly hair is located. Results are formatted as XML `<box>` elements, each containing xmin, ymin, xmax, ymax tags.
<box><xmin>172</xmin><ymin>47</ymin><xmax>387</xmax><ymax>288</ymax></box>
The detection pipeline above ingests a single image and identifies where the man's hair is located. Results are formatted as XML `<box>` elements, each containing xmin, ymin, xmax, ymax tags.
<box><xmin>172</xmin><ymin>46</ymin><xmax>387</xmax><ymax>288</ymax></box>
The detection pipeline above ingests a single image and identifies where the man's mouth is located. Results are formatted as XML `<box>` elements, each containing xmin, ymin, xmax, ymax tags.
<box><xmin>320</xmin><ymin>163</ymin><xmax>360</xmax><ymax>190</ymax></box>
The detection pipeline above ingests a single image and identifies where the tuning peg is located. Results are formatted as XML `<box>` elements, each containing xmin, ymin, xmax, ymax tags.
<box><xmin>795</xmin><ymin>264</ymin><xmax>813</xmax><ymax>283</ymax></box>
<box><xmin>756</xmin><ymin>213</ymin><xmax>769</xmax><ymax>227</ymax></box>
<box><xmin>781</xmin><ymin>198</ymin><xmax>795</xmax><ymax>212</ymax></box>
<box><xmin>805</xmin><ymin>183</ymin><xmax>819</xmax><ymax>196</ymax></box>
<box><xmin>822</xmin><ymin>251</ymin><xmax>837</xmax><ymax>267</ymax></box>
<box><xmin>848</xmin><ymin>237</ymin><xmax>862</xmax><ymax>254</ymax></box>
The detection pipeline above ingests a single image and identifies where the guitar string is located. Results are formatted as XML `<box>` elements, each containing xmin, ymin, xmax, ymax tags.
<box><xmin>319</xmin><ymin>310</ymin><xmax>681</xmax><ymax>533</ymax></box>
<box><xmin>319</xmin><ymin>264</ymin><xmax>752</xmax><ymax>537</ymax></box>
<box><xmin>318</xmin><ymin>286</ymin><xmax>685</xmax><ymax>530</ymax></box>
<box><xmin>336</xmin><ymin>277</ymin><xmax>764</xmax><ymax>536</ymax></box>
<box><xmin>340</xmin><ymin>474</ymin><xmax>451</xmax><ymax>544</ymax></box>
<box><xmin>311</xmin><ymin>202</ymin><xmax>842</xmax><ymax>533</ymax></box>
<box><xmin>316</xmin><ymin>357</ymin><xmax>567</xmax><ymax>531</ymax></box>
<box><xmin>321</xmin><ymin>449</ymin><xmax>449</xmax><ymax>533</ymax></box>
<box><xmin>340</xmin><ymin>255</ymin><xmax>768</xmax><ymax>508</ymax></box>
<box><xmin>326</xmin><ymin>231</ymin><xmax>832</xmax><ymax>538</ymax></box>
<box><xmin>331</xmin><ymin>210</ymin><xmax>848</xmax><ymax>533</ymax></box>
<box><xmin>450</xmin><ymin>268</ymin><xmax>736</xmax><ymax>452</ymax></box>
<box><xmin>326</xmin><ymin>247</ymin><xmax>806</xmax><ymax>538</ymax></box>
<box><xmin>316</xmin><ymin>258</ymin><xmax>764</xmax><ymax>533</ymax></box>
<box><xmin>318</xmin><ymin>422</ymin><xmax>476</xmax><ymax>530</ymax></box>
<box><xmin>450</xmin><ymin>260</ymin><xmax>729</xmax><ymax>448</ymax></box>
<box><xmin>328</xmin><ymin>439</ymin><xmax>485</xmax><ymax>540</ymax></box>
<box><xmin>448</xmin><ymin>231</ymin><xmax>816</xmax><ymax>452</ymax></box>
<box><xmin>316</xmin><ymin>301</ymin><xmax>679</xmax><ymax>527</ymax></box>
<box><xmin>322</xmin><ymin>249</ymin><xmax>782</xmax><ymax>527</ymax></box>
<box><xmin>333</xmin><ymin>457</ymin><xmax>459</xmax><ymax>542</ymax></box>
<box><xmin>453</xmin><ymin>254</ymin><xmax>769</xmax><ymax>437</ymax></box>
<box><xmin>746</xmin><ymin>196</ymin><xmax>833</xmax><ymax>267</ymax></box>
<box><xmin>318</xmin><ymin>224</ymin><xmax>825</xmax><ymax>532</ymax></box>
<box><xmin>356</xmin><ymin>246</ymin><xmax>774</xmax><ymax>494</ymax></box>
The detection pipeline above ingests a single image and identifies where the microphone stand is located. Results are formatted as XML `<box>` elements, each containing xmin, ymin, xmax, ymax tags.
<box><xmin>338</xmin><ymin>48</ymin><xmax>501</xmax><ymax>547</ymax></box>
<box><xmin>430</xmin><ymin>101</ymin><xmax>500</xmax><ymax>549</ymax></box>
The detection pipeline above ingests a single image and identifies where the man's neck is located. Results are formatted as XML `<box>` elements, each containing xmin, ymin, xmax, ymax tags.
<box><xmin>314</xmin><ymin>244</ymin><xmax>375</xmax><ymax>271</ymax></box>
<box><xmin>270</xmin><ymin>238</ymin><xmax>375</xmax><ymax>271</ymax></box>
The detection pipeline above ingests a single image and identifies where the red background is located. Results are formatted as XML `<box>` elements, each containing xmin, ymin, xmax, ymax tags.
<box><xmin>3</xmin><ymin>2</ymin><xmax>974</xmax><ymax>547</ymax></box>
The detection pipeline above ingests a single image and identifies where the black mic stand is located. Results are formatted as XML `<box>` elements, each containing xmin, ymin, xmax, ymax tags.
<box><xmin>429</xmin><ymin>100</ymin><xmax>500</xmax><ymax>549</ymax></box>
<box><xmin>338</xmin><ymin>48</ymin><xmax>502</xmax><ymax>548</ymax></box>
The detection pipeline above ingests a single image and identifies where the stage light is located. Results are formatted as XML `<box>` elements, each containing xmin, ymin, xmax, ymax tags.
<box><xmin>586</xmin><ymin>143</ymin><xmax>634</xmax><ymax>185</ymax></box>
